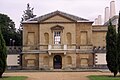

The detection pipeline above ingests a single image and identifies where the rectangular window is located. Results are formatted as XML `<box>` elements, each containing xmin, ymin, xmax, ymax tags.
<box><xmin>54</xmin><ymin>31</ymin><xmax>61</xmax><ymax>44</ymax></box>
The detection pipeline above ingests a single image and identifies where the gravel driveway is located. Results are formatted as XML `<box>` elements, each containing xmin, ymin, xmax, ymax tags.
<box><xmin>3</xmin><ymin>72</ymin><xmax>112</xmax><ymax>80</ymax></box>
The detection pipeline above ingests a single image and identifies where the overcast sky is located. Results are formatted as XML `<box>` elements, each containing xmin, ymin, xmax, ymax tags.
<box><xmin>0</xmin><ymin>0</ymin><xmax>120</xmax><ymax>29</ymax></box>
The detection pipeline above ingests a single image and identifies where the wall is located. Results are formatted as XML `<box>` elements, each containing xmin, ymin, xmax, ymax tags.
<box><xmin>76</xmin><ymin>53</ymin><xmax>94</xmax><ymax>68</ymax></box>
<box><xmin>39</xmin><ymin>15</ymin><xmax>76</xmax><ymax>45</ymax></box>
<box><xmin>95</xmin><ymin>53</ymin><xmax>107</xmax><ymax>65</ymax></box>
<box><xmin>92</xmin><ymin>25</ymin><xmax>107</xmax><ymax>47</ymax></box>
<box><xmin>22</xmin><ymin>53</ymin><xmax>39</xmax><ymax>69</ymax></box>
<box><xmin>7</xmin><ymin>54</ymin><xmax>19</xmax><ymax>66</ymax></box>
<box><xmin>23</xmin><ymin>23</ymin><xmax>39</xmax><ymax>46</ymax></box>
<box><xmin>76</xmin><ymin>22</ymin><xmax>93</xmax><ymax>46</ymax></box>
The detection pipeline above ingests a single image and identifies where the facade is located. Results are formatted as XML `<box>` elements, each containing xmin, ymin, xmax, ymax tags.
<box><xmin>22</xmin><ymin>11</ymin><xmax>107</xmax><ymax>70</ymax></box>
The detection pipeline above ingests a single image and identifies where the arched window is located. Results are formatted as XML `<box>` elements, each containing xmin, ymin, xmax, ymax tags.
<box><xmin>44</xmin><ymin>33</ymin><xmax>49</xmax><ymax>44</ymax></box>
<box><xmin>67</xmin><ymin>32</ymin><xmax>71</xmax><ymax>45</ymax></box>
<box><xmin>67</xmin><ymin>56</ymin><xmax>72</xmax><ymax>65</ymax></box>
<box><xmin>43</xmin><ymin>56</ymin><xmax>49</xmax><ymax>65</ymax></box>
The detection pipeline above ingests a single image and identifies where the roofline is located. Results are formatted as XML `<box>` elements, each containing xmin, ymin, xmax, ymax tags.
<box><xmin>22</xmin><ymin>20</ymin><xmax>93</xmax><ymax>24</ymax></box>
<box><xmin>77</xmin><ymin>21</ymin><xmax>93</xmax><ymax>23</ymax></box>
<box><xmin>25</xmin><ymin>10</ymin><xmax>90</xmax><ymax>22</ymax></box>
<box><xmin>104</xmin><ymin>15</ymin><xmax>119</xmax><ymax>25</ymax></box>
<box><xmin>22</xmin><ymin>21</ymin><xmax>38</xmax><ymax>24</ymax></box>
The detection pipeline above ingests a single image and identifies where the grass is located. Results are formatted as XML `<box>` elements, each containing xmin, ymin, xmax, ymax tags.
<box><xmin>0</xmin><ymin>76</ymin><xmax>27</xmax><ymax>80</ymax></box>
<box><xmin>88</xmin><ymin>75</ymin><xmax>120</xmax><ymax>80</ymax></box>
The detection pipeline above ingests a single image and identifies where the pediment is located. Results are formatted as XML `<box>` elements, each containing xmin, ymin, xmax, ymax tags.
<box><xmin>26</xmin><ymin>11</ymin><xmax>90</xmax><ymax>23</ymax></box>
<box><xmin>51</xmin><ymin>25</ymin><xmax>64</xmax><ymax>30</ymax></box>
<box><xmin>43</xmin><ymin>15</ymin><xmax>74</xmax><ymax>22</ymax></box>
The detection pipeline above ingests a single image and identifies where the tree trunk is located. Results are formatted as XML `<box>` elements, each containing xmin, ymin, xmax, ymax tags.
<box><xmin>0</xmin><ymin>72</ymin><xmax>3</xmax><ymax>78</ymax></box>
<box><xmin>114</xmin><ymin>72</ymin><xmax>117</xmax><ymax>77</ymax></box>
<box><xmin>0</xmin><ymin>74</ymin><xmax>2</xmax><ymax>78</ymax></box>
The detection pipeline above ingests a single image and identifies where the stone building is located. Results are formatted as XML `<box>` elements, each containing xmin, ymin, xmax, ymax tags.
<box><xmin>22</xmin><ymin>11</ymin><xmax>107</xmax><ymax>70</ymax></box>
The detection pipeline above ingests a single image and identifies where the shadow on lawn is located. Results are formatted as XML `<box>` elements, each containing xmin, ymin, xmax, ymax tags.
<box><xmin>88</xmin><ymin>75</ymin><xmax>120</xmax><ymax>78</ymax></box>
<box><xmin>98</xmin><ymin>75</ymin><xmax>120</xmax><ymax>77</ymax></box>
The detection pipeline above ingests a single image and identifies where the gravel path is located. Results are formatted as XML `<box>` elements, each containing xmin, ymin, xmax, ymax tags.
<box><xmin>3</xmin><ymin>72</ymin><xmax>112</xmax><ymax>80</ymax></box>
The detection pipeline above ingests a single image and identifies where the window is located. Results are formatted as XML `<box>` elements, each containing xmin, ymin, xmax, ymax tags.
<box><xmin>54</xmin><ymin>31</ymin><xmax>61</xmax><ymax>44</ymax></box>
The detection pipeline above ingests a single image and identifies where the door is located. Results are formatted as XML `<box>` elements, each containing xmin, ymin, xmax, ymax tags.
<box><xmin>53</xmin><ymin>55</ymin><xmax>62</xmax><ymax>69</ymax></box>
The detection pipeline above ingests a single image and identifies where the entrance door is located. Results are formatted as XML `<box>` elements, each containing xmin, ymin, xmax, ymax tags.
<box><xmin>53</xmin><ymin>55</ymin><xmax>62</xmax><ymax>69</ymax></box>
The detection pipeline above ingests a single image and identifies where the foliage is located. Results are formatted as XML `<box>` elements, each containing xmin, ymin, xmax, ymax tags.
<box><xmin>117</xmin><ymin>11</ymin><xmax>120</xmax><ymax>73</ymax></box>
<box><xmin>22</xmin><ymin>3</ymin><xmax>36</xmax><ymax>21</ymax></box>
<box><xmin>88</xmin><ymin>75</ymin><xmax>120</xmax><ymax>80</ymax></box>
<box><xmin>0</xmin><ymin>76</ymin><xmax>27</xmax><ymax>80</ymax></box>
<box><xmin>0</xmin><ymin>13</ymin><xmax>22</xmax><ymax>46</ymax></box>
<box><xmin>0</xmin><ymin>29</ymin><xmax>7</xmax><ymax>78</ymax></box>
<box><xmin>106</xmin><ymin>20</ymin><xmax>118</xmax><ymax>77</ymax></box>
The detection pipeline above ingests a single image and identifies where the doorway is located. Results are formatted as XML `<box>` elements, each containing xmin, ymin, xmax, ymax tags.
<box><xmin>53</xmin><ymin>55</ymin><xmax>62</xmax><ymax>69</ymax></box>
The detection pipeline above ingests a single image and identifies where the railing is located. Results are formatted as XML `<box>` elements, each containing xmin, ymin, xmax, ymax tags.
<box><xmin>23</xmin><ymin>44</ymin><xmax>93</xmax><ymax>51</ymax></box>
<box><xmin>80</xmin><ymin>45</ymin><xmax>93</xmax><ymax>50</ymax></box>
<box><xmin>67</xmin><ymin>45</ymin><xmax>76</xmax><ymax>50</ymax></box>
<box><xmin>76</xmin><ymin>45</ymin><xmax>93</xmax><ymax>53</ymax></box>
<box><xmin>23</xmin><ymin>45</ymin><xmax>39</xmax><ymax>51</ymax></box>
<box><xmin>39</xmin><ymin>45</ymin><xmax>48</xmax><ymax>50</ymax></box>
<box><xmin>48</xmin><ymin>45</ymin><xmax>65</xmax><ymax>50</ymax></box>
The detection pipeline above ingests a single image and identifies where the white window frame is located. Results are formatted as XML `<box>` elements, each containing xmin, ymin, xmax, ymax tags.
<box><xmin>54</xmin><ymin>31</ymin><xmax>61</xmax><ymax>44</ymax></box>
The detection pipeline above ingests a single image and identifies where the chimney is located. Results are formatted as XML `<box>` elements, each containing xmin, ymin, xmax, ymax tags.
<box><xmin>98</xmin><ymin>15</ymin><xmax>102</xmax><ymax>25</ymax></box>
<box><xmin>110</xmin><ymin>1</ymin><xmax>116</xmax><ymax>18</ymax></box>
<box><xmin>104</xmin><ymin>7</ymin><xmax>110</xmax><ymax>23</ymax></box>
<box><xmin>94</xmin><ymin>18</ymin><xmax>98</xmax><ymax>25</ymax></box>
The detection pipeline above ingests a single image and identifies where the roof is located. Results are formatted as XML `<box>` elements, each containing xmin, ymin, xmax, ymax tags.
<box><xmin>23</xmin><ymin>10</ymin><xmax>91</xmax><ymax>23</ymax></box>
<box><xmin>104</xmin><ymin>15</ymin><xmax>119</xmax><ymax>25</ymax></box>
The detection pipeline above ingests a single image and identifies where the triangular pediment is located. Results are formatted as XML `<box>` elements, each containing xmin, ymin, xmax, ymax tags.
<box><xmin>51</xmin><ymin>25</ymin><xmax>64</xmax><ymax>30</ymax></box>
<box><xmin>26</xmin><ymin>11</ymin><xmax>90</xmax><ymax>23</ymax></box>
<box><xmin>43</xmin><ymin>14</ymin><xmax>74</xmax><ymax>22</ymax></box>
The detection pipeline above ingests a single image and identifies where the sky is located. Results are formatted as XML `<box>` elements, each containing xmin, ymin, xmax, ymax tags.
<box><xmin>0</xmin><ymin>0</ymin><xmax>120</xmax><ymax>29</ymax></box>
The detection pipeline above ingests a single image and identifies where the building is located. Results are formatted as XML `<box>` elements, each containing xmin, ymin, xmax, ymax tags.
<box><xmin>104</xmin><ymin>15</ymin><xmax>119</xmax><ymax>32</ymax></box>
<box><xmin>22</xmin><ymin>11</ymin><xmax>107</xmax><ymax>70</ymax></box>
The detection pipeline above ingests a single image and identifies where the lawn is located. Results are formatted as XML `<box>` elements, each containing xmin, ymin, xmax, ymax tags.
<box><xmin>88</xmin><ymin>75</ymin><xmax>120</xmax><ymax>80</ymax></box>
<box><xmin>0</xmin><ymin>76</ymin><xmax>27</xmax><ymax>80</ymax></box>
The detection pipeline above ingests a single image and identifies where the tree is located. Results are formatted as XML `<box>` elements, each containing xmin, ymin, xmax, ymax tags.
<box><xmin>22</xmin><ymin>3</ymin><xmax>36</xmax><ymax>21</ymax></box>
<box><xmin>106</xmin><ymin>20</ymin><xmax>118</xmax><ymax>77</ymax></box>
<box><xmin>0</xmin><ymin>13</ymin><xmax>16</xmax><ymax>46</ymax></box>
<box><xmin>117</xmin><ymin>11</ymin><xmax>120</xmax><ymax>73</ymax></box>
<box><xmin>0</xmin><ymin>28</ymin><xmax>7</xmax><ymax>78</ymax></box>
<box><xmin>0</xmin><ymin>13</ymin><xmax>22</xmax><ymax>46</ymax></box>
<box><xmin>18</xmin><ymin>3</ymin><xmax>36</xmax><ymax>46</ymax></box>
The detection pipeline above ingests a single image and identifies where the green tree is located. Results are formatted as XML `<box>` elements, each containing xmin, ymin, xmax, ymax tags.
<box><xmin>0</xmin><ymin>13</ymin><xmax>22</xmax><ymax>46</ymax></box>
<box><xmin>106</xmin><ymin>20</ymin><xmax>118</xmax><ymax>77</ymax></box>
<box><xmin>117</xmin><ymin>11</ymin><xmax>120</xmax><ymax>73</ymax></box>
<box><xmin>18</xmin><ymin>3</ymin><xmax>36</xmax><ymax>46</ymax></box>
<box><xmin>0</xmin><ymin>28</ymin><xmax>7</xmax><ymax>78</ymax></box>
